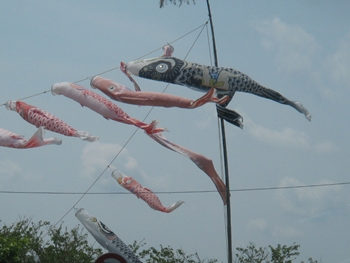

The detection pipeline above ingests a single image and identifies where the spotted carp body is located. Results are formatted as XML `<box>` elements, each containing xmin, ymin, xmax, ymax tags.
<box><xmin>125</xmin><ymin>45</ymin><xmax>311</xmax><ymax>121</ymax></box>
<box><xmin>75</xmin><ymin>208</ymin><xmax>142</xmax><ymax>263</ymax></box>
<box><xmin>112</xmin><ymin>170</ymin><xmax>184</xmax><ymax>213</ymax></box>
<box><xmin>52</xmin><ymin>81</ymin><xmax>226</xmax><ymax>202</ymax></box>
<box><xmin>5</xmin><ymin>100</ymin><xmax>98</xmax><ymax>142</ymax></box>
<box><xmin>51</xmin><ymin>82</ymin><xmax>166</xmax><ymax>134</ymax></box>
<box><xmin>0</xmin><ymin>127</ymin><xmax>61</xmax><ymax>149</ymax></box>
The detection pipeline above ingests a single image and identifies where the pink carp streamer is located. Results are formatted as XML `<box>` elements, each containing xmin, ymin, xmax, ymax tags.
<box><xmin>90</xmin><ymin>74</ymin><xmax>229</xmax><ymax>108</ymax></box>
<box><xmin>112</xmin><ymin>170</ymin><xmax>184</xmax><ymax>213</ymax></box>
<box><xmin>51</xmin><ymin>82</ymin><xmax>165</xmax><ymax>134</ymax></box>
<box><xmin>0</xmin><ymin>127</ymin><xmax>61</xmax><ymax>149</ymax></box>
<box><xmin>148</xmin><ymin>132</ymin><xmax>227</xmax><ymax>204</ymax></box>
<box><xmin>5</xmin><ymin>101</ymin><xmax>98</xmax><ymax>142</ymax></box>
<box><xmin>52</xmin><ymin>83</ymin><xmax>226</xmax><ymax>203</ymax></box>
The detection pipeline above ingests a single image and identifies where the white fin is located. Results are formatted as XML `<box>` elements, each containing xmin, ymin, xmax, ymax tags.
<box><xmin>166</xmin><ymin>201</ymin><xmax>185</xmax><ymax>212</ymax></box>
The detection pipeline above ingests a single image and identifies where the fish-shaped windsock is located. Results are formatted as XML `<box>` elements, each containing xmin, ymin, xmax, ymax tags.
<box><xmin>0</xmin><ymin>127</ymin><xmax>61</xmax><ymax>149</ymax></box>
<box><xmin>75</xmin><ymin>208</ymin><xmax>142</xmax><ymax>263</ymax></box>
<box><xmin>51</xmin><ymin>82</ymin><xmax>165</xmax><ymax>134</ymax></box>
<box><xmin>5</xmin><ymin>101</ymin><xmax>98</xmax><ymax>142</ymax></box>
<box><xmin>124</xmin><ymin>44</ymin><xmax>311</xmax><ymax>121</ymax></box>
<box><xmin>147</xmin><ymin>132</ymin><xmax>228</xmax><ymax>204</ymax></box>
<box><xmin>112</xmin><ymin>170</ymin><xmax>184</xmax><ymax>213</ymax></box>
<box><xmin>90</xmin><ymin>74</ymin><xmax>229</xmax><ymax>108</ymax></box>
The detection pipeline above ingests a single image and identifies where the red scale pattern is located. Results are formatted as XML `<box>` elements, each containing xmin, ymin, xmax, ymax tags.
<box><xmin>81</xmin><ymin>88</ymin><xmax>132</xmax><ymax>122</ymax></box>
<box><xmin>16</xmin><ymin>101</ymin><xmax>78</xmax><ymax>137</ymax></box>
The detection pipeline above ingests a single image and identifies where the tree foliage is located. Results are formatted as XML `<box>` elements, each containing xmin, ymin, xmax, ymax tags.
<box><xmin>130</xmin><ymin>240</ymin><xmax>217</xmax><ymax>263</ymax></box>
<box><xmin>130</xmin><ymin>240</ymin><xmax>319</xmax><ymax>263</ymax></box>
<box><xmin>234</xmin><ymin>242</ymin><xmax>319</xmax><ymax>263</ymax></box>
<box><xmin>1</xmin><ymin>218</ymin><xmax>320</xmax><ymax>263</ymax></box>
<box><xmin>0</xmin><ymin>218</ymin><xmax>102</xmax><ymax>263</ymax></box>
<box><xmin>0</xmin><ymin>235</ymin><xmax>30</xmax><ymax>263</ymax></box>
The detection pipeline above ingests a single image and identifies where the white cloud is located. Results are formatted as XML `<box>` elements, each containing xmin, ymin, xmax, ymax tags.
<box><xmin>246</xmin><ymin>218</ymin><xmax>267</xmax><ymax>232</ymax></box>
<box><xmin>194</xmin><ymin>104</ymin><xmax>218</xmax><ymax>129</ymax></box>
<box><xmin>256</xmin><ymin>18</ymin><xmax>350</xmax><ymax>99</ymax></box>
<box><xmin>0</xmin><ymin>159</ymin><xmax>40</xmax><ymax>186</ymax></box>
<box><xmin>313</xmin><ymin>140</ymin><xmax>339</xmax><ymax>153</ymax></box>
<box><xmin>245</xmin><ymin>118</ymin><xmax>338</xmax><ymax>153</ymax></box>
<box><xmin>255</xmin><ymin>17</ymin><xmax>321</xmax><ymax>74</ymax></box>
<box><xmin>337</xmin><ymin>257</ymin><xmax>350</xmax><ymax>263</ymax></box>
<box><xmin>245</xmin><ymin>118</ymin><xmax>310</xmax><ymax>149</ymax></box>
<box><xmin>328</xmin><ymin>32</ymin><xmax>350</xmax><ymax>86</ymax></box>
<box><xmin>0</xmin><ymin>160</ymin><xmax>22</xmax><ymax>184</ymax></box>
<box><xmin>276</xmin><ymin>177</ymin><xmax>345</xmax><ymax>218</ymax></box>
<box><xmin>246</xmin><ymin>218</ymin><xmax>303</xmax><ymax>239</ymax></box>
<box><xmin>319</xmin><ymin>31</ymin><xmax>350</xmax><ymax>99</ymax></box>
<box><xmin>195</xmin><ymin>115</ymin><xmax>213</xmax><ymax>129</ymax></box>
<box><xmin>80</xmin><ymin>142</ymin><xmax>138</xmax><ymax>179</ymax></box>
<box><xmin>124</xmin><ymin>156</ymin><xmax>138</xmax><ymax>170</ymax></box>
<box><xmin>272</xmin><ymin>225</ymin><xmax>303</xmax><ymax>238</ymax></box>
<box><xmin>139</xmin><ymin>170</ymin><xmax>173</xmax><ymax>190</ymax></box>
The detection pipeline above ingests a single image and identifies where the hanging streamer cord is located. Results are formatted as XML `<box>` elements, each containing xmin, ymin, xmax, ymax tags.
<box><xmin>0</xmin><ymin>20</ymin><xmax>210</xmax><ymax>233</ymax></box>
<box><xmin>1</xmin><ymin>19</ymin><xmax>345</xmax><ymax>241</ymax></box>
<box><xmin>1</xmin><ymin>181</ymin><xmax>350</xmax><ymax>195</ymax></box>
<box><xmin>0</xmin><ymin>20</ymin><xmax>208</xmax><ymax>107</ymax></box>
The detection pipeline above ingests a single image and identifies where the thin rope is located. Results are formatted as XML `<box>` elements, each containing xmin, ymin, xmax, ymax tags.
<box><xmin>2</xmin><ymin>181</ymin><xmax>349</xmax><ymax>195</ymax></box>
<box><xmin>0</xmin><ymin>21</ymin><xmax>209</xmax><ymax>107</ymax></box>
<box><xmin>204</xmin><ymin>22</ymin><xmax>225</xmax><ymax>183</ymax></box>
<box><xmin>73</xmin><ymin>66</ymin><xmax>121</xmax><ymax>84</ymax></box>
<box><xmin>68</xmin><ymin>20</ymin><xmax>208</xmax><ymax>203</ymax></box>
<box><xmin>47</xmin><ymin>20</ymin><xmax>209</xmax><ymax>231</ymax></box>
<box><xmin>184</xmin><ymin>21</ymin><xmax>208</xmax><ymax>59</ymax></box>
<box><xmin>45</xmin><ymin>126</ymin><xmax>140</xmax><ymax>237</ymax></box>
<box><xmin>205</xmin><ymin>23</ymin><xmax>225</xmax><ymax>183</ymax></box>
<box><xmin>4</xmin><ymin>22</ymin><xmax>209</xmax><ymax>234</ymax></box>
<box><xmin>0</xmin><ymin>90</ymin><xmax>52</xmax><ymax>107</ymax></box>
<box><xmin>205</xmin><ymin>23</ymin><xmax>213</xmax><ymax>66</ymax></box>
<box><xmin>134</xmin><ymin>20</ymin><xmax>209</xmax><ymax>61</ymax></box>
<box><xmin>204</xmin><ymin>20</ymin><xmax>225</xmax><ymax>183</ymax></box>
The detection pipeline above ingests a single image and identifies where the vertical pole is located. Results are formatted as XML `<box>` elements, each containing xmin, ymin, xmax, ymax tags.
<box><xmin>206</xmin><ymin>1</ymin><xmax>233</xmax><ymax>263</ymax></box>
<box><xmin>220</xmin><ymin>118</ymin><xmax>233</xmax><ymax>263</ymax></box>
<box><xmin>206</xmin><ymin>0</ymin><xmax>218</xmax><ymax>68</ymax></box>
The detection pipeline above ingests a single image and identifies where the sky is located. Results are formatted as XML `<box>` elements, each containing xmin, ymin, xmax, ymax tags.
<box><xmin>1</xmin><ymin>1</ymin><xmax>350</xmax><ymax>262</ymax></box>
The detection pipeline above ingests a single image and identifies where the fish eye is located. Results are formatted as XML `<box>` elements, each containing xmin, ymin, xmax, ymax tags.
<box><xmin>156</xmin><ymin>63</ymin><xmax>168</xmax><ymax>73</ymax></box>
<box><xmin>108</xmin><ymin>86</ymin><xmax>115</xmax><ymax>90</ymax></box>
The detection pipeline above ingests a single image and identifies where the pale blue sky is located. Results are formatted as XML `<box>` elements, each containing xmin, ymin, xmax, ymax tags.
<box><xmin>1</xmin><ymin>1</ymin><xmax>350</xmax><ymax>262</ymax></box>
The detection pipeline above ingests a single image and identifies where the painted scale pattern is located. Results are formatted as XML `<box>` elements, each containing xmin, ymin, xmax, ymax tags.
<box><xmin>126</xmin><ymin>45</ymin><xmax>311</xmax><ymax>121</ymax></box>
<box><xmin>113</xmin><ymin>170</ymin><xmax>184</xmax><ymax>212</ymax></box>
<box><xmin>96</xmin><ymin>219</ymin><xmax>142</xmax><ymax>262</ymax></box>
<box><xmin>77</xmin><ymin>84</ymin><xmax>138</xmax><ymax>125</ymax></box>
<box><xmin>14</xmin><ymin>101</ymin><xmax>79</xmax><ymax>136</ymax></box>
<box><xmin>52</xmin><ymin>82</ymin><xmax>165</xmax><ymax>134</ymax></box>
<box><xmin>5</xmin><ymin>100</ymin><xmax>97</xmax><ymax>141</ymax></box>
<box><xmin>76</xmin><ymin>209</ymin><xmax>142</xmax><ymax>263</ymax></box>
<box><xmin>138</xmin><ymin>57</ymin><xmax>292</xmax><ymax>101</ymax></box>
<box><xmin>110</xmin><ymin>236</ymin><xmax>142</xmax><ymax>263</ymax></box>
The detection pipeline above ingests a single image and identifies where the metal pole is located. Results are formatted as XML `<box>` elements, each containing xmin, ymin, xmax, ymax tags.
<box><xmin>220</xmin><ymin>118</ymin><xmax>233</xmax><ymax>263</ymax></box>
<box><xmin>206</xmin><ymin>0</ymin><xmax>218</xmax><ymax>68</ymax></box>
<box><xmin>206</xmin><ymin>1</ymin><xmax>233</xmax><ymax>263</ymax></box>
